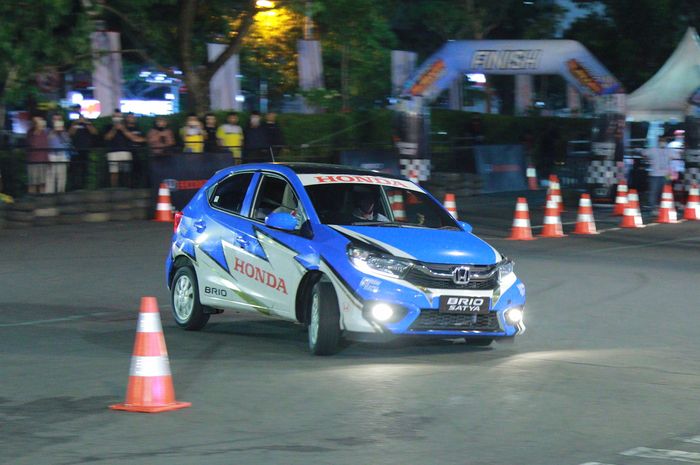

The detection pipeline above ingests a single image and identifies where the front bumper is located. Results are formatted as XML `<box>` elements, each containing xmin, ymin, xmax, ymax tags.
<box><xmin>328</xmin><ymin>266</ymin><xmax>526</xmax><ymax>339</ymax></box>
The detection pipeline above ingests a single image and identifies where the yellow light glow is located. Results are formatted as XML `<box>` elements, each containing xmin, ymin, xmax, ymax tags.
<box><xmin>256</xmin><ymin>0</ymin><xmax>275</xmax><ymax>8</ymax></box>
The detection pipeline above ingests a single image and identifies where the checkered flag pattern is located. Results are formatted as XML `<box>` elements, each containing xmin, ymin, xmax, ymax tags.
<box><xmin>685</xmin><ymin>167</ymin><xmax>700</xmax><ymax>190</ymax></box>
<box><xmin>585</xmin><ymin>160</ymin><xmax>624</xmax><ymax>185</ymax></box>
<box><xmin>399</xmin><ymin>158</ymin><xmax>431</xmax><ymax>182</ymax></box>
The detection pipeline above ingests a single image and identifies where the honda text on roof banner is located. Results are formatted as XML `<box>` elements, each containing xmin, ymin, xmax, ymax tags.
<box><xmin>166</xmin><ymin>163</ymin><xmax>526</xmax><ymax>355</ymax></box>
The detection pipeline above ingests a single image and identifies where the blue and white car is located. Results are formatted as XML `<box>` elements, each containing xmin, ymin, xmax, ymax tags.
<box><xmin>166</xmin><ymin>163</ymin><xmax>525</xmax><ymax>355</ymax></box>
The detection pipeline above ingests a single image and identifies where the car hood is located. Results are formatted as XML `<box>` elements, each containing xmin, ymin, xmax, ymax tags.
<box><xmin>331</xmin><ymin>225</ymin><xmax>500</xmax><ymax>265</ymax></box>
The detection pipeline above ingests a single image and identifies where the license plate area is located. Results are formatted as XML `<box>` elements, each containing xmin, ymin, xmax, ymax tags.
<box><xmin>439</xmin><ymin>296</ymin><xmax>491</xmax><ymax>314</ymax></box>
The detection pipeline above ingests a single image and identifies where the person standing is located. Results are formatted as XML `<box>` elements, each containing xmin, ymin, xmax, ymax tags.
<box><xmin>26</xmin><ymin>116</ymin><xmax>50</xmax><ymax>194</ymax></box>
<box><xmin>147</xmin><ymin>117</ymin><xmax>176</xmax><ymax>156</ymax></box>
<box><xmin>124</xmin><ymin>113</ymin><xmax>146</xmax><ymax>187</ymax></box>
<box><xmin>47</xmin><ymin>114</ymin><xmax>71</xmax><ymax>193</ymax></box>
<box><xmin>216</xmin><ymin>112</ymin><xmax>244</xmax><ymax>164</ymax></box>
<box><xmin>243</xmin><ymin>111</ymin><xmax>269</xmax><ymax>162</ymax></box>
<box><xmin>104</xmin><ymin>109</ymin><xmax>135</xmax><ymax>187</ymax></box>
<box><xmin>203</xmin><ymin>113</ymin><xmax>220</xmax><ymax>153</ymax></box>
<box><xmin>181</xmin><ymin>114</ymin><xmax>205</xmax><ymax>153</ymax></box>
<box><xmin>68</xmin><ymin>112</ymin><xmax>97</xmax><ymax>189</ymax></box>
<box><xmin>644</xmin><ymin>137</ymin><xmax>673</xmax><ymax>212</ymax></box>
<box><xmin>264</xmin><ymin>111</ymin><xmax>284</xmax><ymax>158</ymax></box>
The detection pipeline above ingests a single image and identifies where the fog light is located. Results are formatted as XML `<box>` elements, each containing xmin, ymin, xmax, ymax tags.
<box><xmin>370</xmin><ymin>303</ymin><xmax>394</xmax><ymax>322</ymax></box>
<box><xmin>505</xmin><ymin>308</ymin><xmax>523</xmax><ymax>325</ymax></box>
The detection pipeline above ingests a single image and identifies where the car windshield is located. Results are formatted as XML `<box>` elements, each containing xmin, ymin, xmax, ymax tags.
<box><xmin>304</xmin><ymin>182</ymin><xmax>459</xmax><ymax>229</ymax></box>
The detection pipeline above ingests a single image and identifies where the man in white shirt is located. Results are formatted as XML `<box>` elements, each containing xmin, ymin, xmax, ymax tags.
<box><xmin>643</xmin><ymin>138</ymin><xmax>673</xmax><ymax>211</ymax></box>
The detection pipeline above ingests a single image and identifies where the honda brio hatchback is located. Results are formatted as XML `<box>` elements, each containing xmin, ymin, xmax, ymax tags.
<box><xmin>167</xmin><ymin>163</ymin><xmax>526</xmax><ymax>355</ymax></box>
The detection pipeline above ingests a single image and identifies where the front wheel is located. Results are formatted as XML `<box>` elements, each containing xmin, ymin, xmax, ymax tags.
<box><xmin>171</xmin><ymin>266</ymin><xmax>210</xmax><ymax>330</ymax></box>
<box><xmin>307</xmin><ymin>281</ymin><xmax>341</xmax><ymax>355</ymax></box>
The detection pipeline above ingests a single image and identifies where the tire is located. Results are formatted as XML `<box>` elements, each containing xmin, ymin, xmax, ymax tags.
<box><xmin>171</xmin><ymin>266</ymin><xmax>210</xmax><ymax>330</ymax></box>
<box><xmin>307</xmin><ymin>281</ymin><xmax>341</xmax><ymax>355</ymax></box>
<box><xmin>463</xmin><ymin>338</ymin><xmax>493</xmax><ymax>347</ymax></box>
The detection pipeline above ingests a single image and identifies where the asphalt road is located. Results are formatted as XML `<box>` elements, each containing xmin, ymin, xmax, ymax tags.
<box><xmin>2</xmin><ymin>194</ymin><xmax>700</xmax><ymax>465</ymax></box>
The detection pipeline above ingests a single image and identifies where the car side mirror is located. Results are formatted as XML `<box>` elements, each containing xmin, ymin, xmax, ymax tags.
<box><xmin>458</xmin><ymin>221</ymin><xmax>473</xmax><ymax>233</ymax></box>
<box><xmin>265</xmin><ymin>212</ymin><xmax>298</xmax><ymax>232</ymax></box>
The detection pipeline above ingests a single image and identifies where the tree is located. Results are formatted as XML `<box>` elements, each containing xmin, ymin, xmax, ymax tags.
<box><xmin>0</xmin><ymin>0</ymin><xmax>90</xmax><ymax>125</ymax></box>
<box><xmin>102</xmin><ymin>0</ymin><xmax>261</xmax><ymax>113</ymax></box>
<box><xmin>565</xmin><ymin>0</ymin><xmax>700</xmax><ymax>92</ymax></box>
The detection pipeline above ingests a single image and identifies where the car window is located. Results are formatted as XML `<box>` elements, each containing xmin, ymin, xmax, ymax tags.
<box><xmin>251</xmin><ymin>175</ymin><xmax>306</xmax><ymax>229</ymax></box>
<box><xmin>210</xmin><ymin>172</ymin><xmax>254</xmax><ymax>214</ymax></box>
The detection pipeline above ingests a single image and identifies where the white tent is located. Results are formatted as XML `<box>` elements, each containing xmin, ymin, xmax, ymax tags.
<box><xmin>626</xmin><ymin>27</ymin><xmax>700</xmax><ymax>121</ymax></box>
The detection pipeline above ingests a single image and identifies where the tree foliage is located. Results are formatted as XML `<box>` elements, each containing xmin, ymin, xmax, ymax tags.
<box><xmin>0</xmin><ymin>0</ymin><xmax>90</xmax><ymax>105</ymax></box>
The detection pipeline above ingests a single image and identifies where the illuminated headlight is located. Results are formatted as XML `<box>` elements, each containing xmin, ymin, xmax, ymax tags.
<box><xmin>348</xmin><ymin>246</ymin><xmax>412</xmax><ymax>279</ymax></box>
<box><xmin>370</xmin><ymin>303</ymin><xmax>394</xmax><ymax>322</ymax></box>
<box><xmin>497</xmin><ymin>259</ymin><xmax>514</xmax><ymax>281</ymax></box>
<box><xmin>505</xmin><ymin>307</ymin><xmax>523</xmax><ymax>325</ymax></box>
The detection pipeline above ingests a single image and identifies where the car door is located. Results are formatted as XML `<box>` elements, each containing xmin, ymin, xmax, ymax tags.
<box><xmin>194</xmin><ymin>171</ymin><xmax>264</xmax><ymax>312</ymax></box>
<box><xmin>225</xmin><ymin>173</ymin><xmax>314</xmax><ymax>319</ymax></box>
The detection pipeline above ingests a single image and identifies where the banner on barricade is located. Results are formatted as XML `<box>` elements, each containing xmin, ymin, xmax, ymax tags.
<box><xmin>149</xmin><ymin>153</ymin><xmax>234</xmax><ymax>210</ymax></box>
<box><xmin>473</xmin><ymin>145</ymin><xmax>527</xmax><ymax>192</ymax></box>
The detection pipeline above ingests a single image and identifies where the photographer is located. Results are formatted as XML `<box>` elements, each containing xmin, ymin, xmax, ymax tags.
<box><xmin>69</xmin><ymin>111</ymin><xmax>97</xmax><ymax>189</ymax></box>
<box><xmin>103</xmin><ymin>109</ymin><xmax>137</xmax><ymax>187</ymax></box>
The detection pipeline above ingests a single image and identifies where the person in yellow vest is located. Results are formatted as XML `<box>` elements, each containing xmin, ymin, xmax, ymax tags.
<box><xmin>217</xmin><ymin>112</ymin><xmax>244</xmax><ymax>164</ymax></box>
<box><xmin>180</xmin><ymin>114</ymin><xmax>204</xmax><ymax>153</ymax></box>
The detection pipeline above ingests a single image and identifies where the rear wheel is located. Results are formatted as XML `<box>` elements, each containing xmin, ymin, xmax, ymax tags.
<box><xmin>171</xmin><ymin>266</ymin><xmax>210</xmax><ymax>330</ymax></box>
<box><xmin>463</xmin><ymin>338</ymin><xmax>493</xmax><ymax>346</ymax></box>
<box><xmin>307</xmin><ymin>281</ymin><xmax>341</xmax><ymax>355</ymax></box>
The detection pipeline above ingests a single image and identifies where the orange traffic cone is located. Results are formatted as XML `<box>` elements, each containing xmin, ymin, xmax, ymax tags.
<box><xmin>574</xmin><ymin>193</ymin><xmax>598</xmax><ymax>235</ymax></box>
<box><xmin>539</xmin><ymin>194</ymin><xmax>565</xmax><ymax>238</ymax></box>
<box><xmin>613</xmin><ymin>179</ymin><xmax>628</xmax><ymax>216</ymax></box>
<box><xmin>620</xmin><ymin>189</ymin><xmax>644</xmax><ymax>228</ymax></box>
<box><xmin>110</xmin><ymin>297</ymin><xmax>191</xmax><ymax>413</ymax></box>
<box><xmin>657</xmin><ymin>184</ymin><xmax>678</xmax><ymax>224</ymax></box>
<box><xmin>547</xmin><ymin>175</ymin><xmax>564</xmax><ymax>214</ymax></box>
<box><xmin>527</xmin><ymin>165</ymin><xmax>539</xmax><ymax>190</ymax></box>
<box><xmin>684</xmin><ymin>184</ymin><xmax>700</xmax><ymax>220</ymax></box>
<box><xmin>154</xmin><ymin>183</ymin><xmax>174</xmax><ymax>222</ymax></box>
<box><xmin>444</xmin><ymin>193</ymin><xmax>458</xmax><ymax>219</ymax></box>
<box><xmin>389</xmin><ymin>190</ymin><xmax>406</xmax><ymax>221</ymax></box>
<box><xmin>507</xmin><ymin>197</ymin><xmax>535</xmax><ymax>240</ymax></box>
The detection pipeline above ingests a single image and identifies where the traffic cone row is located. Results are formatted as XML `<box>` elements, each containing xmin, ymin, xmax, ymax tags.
<box><xmin>620</xmin><ymin>189</ymin><xmax>644</xmax><ymax>228</ymax></box>
<box><xmin>110</xmin><ymin>297</ymin><xmax>190</xmax><ymax>413</ymax></box>
<box><xmin>443</xmin><ymin>193</ymin><xmax>458</xmax><ymax>220</ymax></box>
<box><xmin>657</xmin><ymin>184</ymin><xmax>678</xmax><ymax>224</ymax></box>
<box><xmin>613</xmin><ymin>179</ymin><xmax>628</xmax><ymax>216</ymax></box>
<box><xmin>684</xmin><ymin>184</ymin><xmax>700</xmax><ymax>220</ymax></box>
<box><xmin>154</xmin><ymin>183</ymin><xmax>174</xmax><ymax>222</ymax></box>
<box><xmin>389</xmin><ymin>190</ymin><xmax>406</xmax><ymax>221</ymax></box>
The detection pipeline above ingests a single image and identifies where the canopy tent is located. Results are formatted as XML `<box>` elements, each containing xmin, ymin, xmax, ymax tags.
<box><xmin>626</xmin><ymin>27</ymin><xmax>700</xmax><ymax>121</ymax></box>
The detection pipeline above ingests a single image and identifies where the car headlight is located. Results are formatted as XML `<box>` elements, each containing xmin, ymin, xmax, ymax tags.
<box><xmin>347</xmin><ymin>245</ymin><xmax>413</xmax><ymax>279</ymax></box>
<box><xmin>497</xmin><ymin>259</ymin><xmax>514</xmax><ymax>281</ymax></box>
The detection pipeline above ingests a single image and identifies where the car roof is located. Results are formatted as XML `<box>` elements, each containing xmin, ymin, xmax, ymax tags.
<box><xmin>225</xmin><ymin>162</ymin><xmax>408</xmax><ymax>181</ymax></box>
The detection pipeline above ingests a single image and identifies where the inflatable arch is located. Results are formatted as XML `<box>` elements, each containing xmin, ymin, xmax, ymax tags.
<box><xmin>393</xmin><ymin>40</ymin><xmax>625</xmax><ymax>178</ymax></box>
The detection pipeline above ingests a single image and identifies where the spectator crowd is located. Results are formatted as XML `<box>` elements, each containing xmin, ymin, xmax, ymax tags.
<box><xmin>23</xmin><ymin>109</ymin><xmax>285</xmax><ymax>193</ymax></box>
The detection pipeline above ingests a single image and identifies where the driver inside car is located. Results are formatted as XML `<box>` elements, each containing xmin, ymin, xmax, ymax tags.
<box><xmin>352</xmin><ymin>191</ymin><xmax>389</xmax><ymax>222</ymax></box>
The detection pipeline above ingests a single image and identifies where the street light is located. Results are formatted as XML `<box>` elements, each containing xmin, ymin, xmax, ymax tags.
<box><xmin>256</xmin><ymin>0</ymin><xmax>275</xmax><ymax>8</ymax></box>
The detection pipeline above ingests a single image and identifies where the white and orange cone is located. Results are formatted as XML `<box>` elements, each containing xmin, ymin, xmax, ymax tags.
<box><xmin>657</xmin><ymin>184</ymin><xmax>678</xmax><ymax>224</ymax></box>
<box><xmin>527</xmin><ymin>165</ymin><xmax>538</xmax><ymax>190</ymax></box>
<box><xmin>444</xmin><ymin>193</ymin><xmax>458</xmax><ymax>219</ymax></box>
<box><xmin>507</xmin><ymin>197</ymin><xmax>536</xmax><ymax>241</ymax></box>
<box><xmin>547</xmin><ymin>174</ymin><xmax>564</xmax><ymax>214</ymax></box>
<box><xmin>684</xmin><ymin>184</ymin><xmax>700</xmax><ymax>220</ymax></box>
<box><xmin>573</xmin><ymin>193</ymin><xmax>598</xmax><ymax>235</ymax></box>
<box><xmin>539</xmin><ymin>193</ymin><xmax>565</xmax><ymax>238</ymax></box>
<box><xmin>389</xmin><ymin>190</ymin><xmax>406</xmax><ymax>221</ymax></box>
<box><xmin>613</xmin><ymin>179</ymin><xmax>628</xmax><ymax>216</ymax></box>
<box><xmin>154</xmin><ymin>183</ymin><xmax>174</xmax><ymax>222</ymax></box>
<box><xmin>110</xmin><ymin>297</ymin><xmax>191</xmax><ymax>413</ymax></box>
<box><xmin>620</xmin><ymin>189</ymin><xmax>644</xmax><ymax>228</ymax></box>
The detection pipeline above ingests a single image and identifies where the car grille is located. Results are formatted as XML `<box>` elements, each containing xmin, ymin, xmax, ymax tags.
<box><xmin>409</xmin><ymin>311</ymin><xmax>500</xmax><ymax>332</ymax></box>
<box><xmin>404</xmin><ymin>263</ymin><xmax>498</xmax><ymax>290</ymax></box>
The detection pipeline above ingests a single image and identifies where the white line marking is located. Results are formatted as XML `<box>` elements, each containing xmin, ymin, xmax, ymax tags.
<box><xmin>676</xmin><ymin>436</ymin><xmax>700</xmax><ymax>444</ymax></box>
<box><xmin>0</xmin><ymin>312</ymin><xmax>111</xmax><ymax>328</ymax></box>
<box><xmin>620</xmin><ymin>447</ymin><xmax>700</xmax><ymax>463</ymax></box>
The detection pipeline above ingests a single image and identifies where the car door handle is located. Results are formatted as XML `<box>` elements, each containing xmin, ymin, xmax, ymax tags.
<box><xmin>194</xmin><ymin>220</ymin><xmax>206</xmax><ymax>232</ymax></box>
